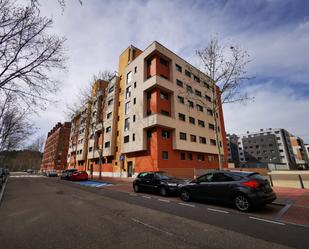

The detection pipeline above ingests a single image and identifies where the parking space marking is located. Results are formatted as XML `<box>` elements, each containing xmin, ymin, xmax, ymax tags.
<box><xmin>158</xmin><ymin>198</ymin><xmax>170</xmax><ymax>203</ymax></box>
<box><xmin>142</xmin><ymin>195</ymin><xmax>151</xmax><ymax>199</ymax></box>
<box><xmin>178</xmin><ymin>203</ymin><xmax>195</xmax><ymax>208</ymax></box>
<box><xmin>249</xmin><ymin>216</ymin><xmax>285</xmax><ymax>225</ymax></box>
<box><xmin>131</xmin><ymin>218</ymin><xmax>173</xmax><ymax>236</ymax></box>
<box><xmin>129</xmin><ymin>193</ymin><xmax>138</xmax><ymax>196</ymax></box>
<box><xmin>207</xmin><ymin>208</ymin><xmax>229</xmax><ymax>214</ymax></box>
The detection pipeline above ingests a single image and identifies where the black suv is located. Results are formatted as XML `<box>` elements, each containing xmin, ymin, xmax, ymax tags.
<box><xmin>60</xmin><ymin>169</ymin><xmax>78</xmax><ymax>180</ymax></box>
<box><xmin>179</xmin><ymin>170</ymin><xmax>276</xmax><ymax>212</ymax></box>
<box><xmin>133</xmin><ymin>171</ymin><xmax>186</xmax><ymax>196</ymax></box>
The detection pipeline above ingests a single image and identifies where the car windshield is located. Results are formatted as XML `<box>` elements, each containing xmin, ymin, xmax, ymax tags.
<box><xmin>156</xmin><ymin>172</ymin><xmax>174</xmax><ymax>180</ymax></box>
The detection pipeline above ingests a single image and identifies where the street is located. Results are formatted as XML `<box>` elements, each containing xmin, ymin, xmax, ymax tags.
<box><xmin>0</xmin><ymin>175</ymin><xmax>308</xmax><ymax>249</ymax></box>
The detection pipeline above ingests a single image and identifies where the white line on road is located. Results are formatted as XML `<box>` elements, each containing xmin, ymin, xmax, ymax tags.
<box><xmin>249</xmin><ymin>216</ymin><xmax>285</xmax><ymax>225</ymax></box>
<box><xmin>207</xmin><ymin>208</ymin><xmax>229</xmax><ymax>214</ymax></box>
<box><xmin>158</xmin><ymin>198</ymin><xmax>170</xmax><ymax>203</ymax></box>
<box><xmin>131</xmin><ymin>218</ymin><xmax>173</xmax><ymax>236</ymax></box>
<box><xmin>178</xmin><ymin>202</ymin><xmax>195</xmax><ymax>208</ymax></box>
<box><xmin>142</xmin><ymin>195</ymin><xmax>151</xmax><ymax>199</ymax></box>
<box><xmin>129</xmin><ymin>193</ymin><xmax>138</xmax><ymax>196</ymax></box>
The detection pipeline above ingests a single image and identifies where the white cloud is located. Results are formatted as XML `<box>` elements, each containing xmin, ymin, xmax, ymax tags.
<box><xmin>223</xmin><ymin>82</ymin><xmax>309</xmax><ymax>143</ymax></box>
<box><xmin>30</xmin><ymin>0</ymin><xmax>309</xmax><ymax>144</ymax></box>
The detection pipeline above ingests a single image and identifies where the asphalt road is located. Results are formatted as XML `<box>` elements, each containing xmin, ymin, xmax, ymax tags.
<box><xmin>0</xmin><ymin>175</ymin><xmax>308</xmax><ymax>249</ymax></box>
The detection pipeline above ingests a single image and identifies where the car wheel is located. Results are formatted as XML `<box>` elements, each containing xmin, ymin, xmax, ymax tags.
<box><xmin>234</xmin><ymin>194</ymin><xmax>251</xmax><ymax>212</ymax></box>
<box><xmin>160</xmin><ymin>186</ymin><xmax>168</xmax><ymax>197</ymax></box>
<box><xmin>133</xmin><ymin>184</ymin><xmax>140</xmax><ymax>193</ymax></box>
<box><xmin>180</xmin><ymin>189</ymin><xmax>191</xmax><ymax>202</ymax></box>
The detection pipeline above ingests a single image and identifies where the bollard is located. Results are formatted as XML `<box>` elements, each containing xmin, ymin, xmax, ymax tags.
<box><xmin>298</xmin><ymin>175</ymin><xmax>305</xmax><ymax>189</ymax></box>
<box><xmin>269</xmin><ymin>174</ymin><xmax>274</xmax><ymax>187</ymax></box>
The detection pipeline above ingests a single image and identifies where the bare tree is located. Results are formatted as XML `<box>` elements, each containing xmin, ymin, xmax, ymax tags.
<box><xmin>181</xmin><ymin>38</ymin><xmax>252</xmax><ymax>170</ymax></box>
<box><xmin>0</xmin><ymin>0</ymin><xmax>66</xmax><ymax>110</ymax></box>
<box><xmin>0</xmin><ymin>90</ymin><xmax>35</xmax><ymax>152</ymax></box>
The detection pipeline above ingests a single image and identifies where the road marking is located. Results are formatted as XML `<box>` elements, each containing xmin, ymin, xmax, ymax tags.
<box><xmin>158</xmin><ymin>198</ymin><xmax>170</xmax><ymax>203</ymax></box>
<box><xmin>178</xmin><ymin>203</ymin><xmax>195</xmax><ymax>208</ymax></box>
<box><xmin>142</xmin><ymin>195</ymin><xmax>151</xmax><ymax>199</ymax></box>
<box><xmin>9</xmin><ymin>175</ymin><xmax>43</xmax><ymax>178</ymax></box>
<box><xmin>131</xmin><ymin>218</ymin><xmax>173</xmax><ymax>236</ymax></box>
<box><xmin>129</xmin><ymin>193</ymin><xmax>138</xmax><ymax>196</ymax></box>
<box><xmin>208</xmin><ymin>208</ymin><xmax>229</xmax><ymax>214</ymax></box>
<box><xmin>249</xmin><ymin>216</ymin><xmax>285</xmax><ymax>225</ymax></box>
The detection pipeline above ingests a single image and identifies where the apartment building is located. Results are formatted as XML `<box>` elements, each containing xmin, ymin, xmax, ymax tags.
<box><xmin>40</xmin><ymin>122</ymin><xmax>71</xmax><ymax>172</ymax></box>
<box><xmin>67</xmin><ymin>41</ymin><xmax>228</xmax><ymax>178</ymax></box>
<box><xmin>227</xmin><ymin>128</ymin><xmax>309</xmax><ymax>170</ymax></box>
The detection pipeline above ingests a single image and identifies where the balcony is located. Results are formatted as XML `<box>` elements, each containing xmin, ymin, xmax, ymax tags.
<box><xmin>142</xmin><ymin>113</ymin><xmax>175</xmax><ymax>129</ymax></box>
<box><xmin>142</xmin><ymin>75</ymin><xmax>173</xmax><ymax>93</ymax></box>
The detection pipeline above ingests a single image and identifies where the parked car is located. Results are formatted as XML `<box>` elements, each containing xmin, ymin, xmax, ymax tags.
<box><xmin>179</xmin><ymin>170</ymin><xmax>276</xmax><ymax>212</ymax></box>
<box><xmin>60</xmin><ymin>169</ymin><xmax>78</xmax><ymax>180</ymax></box>
<box><xmin>133</xmin><ymin>171</ymin><xmax>186</xmax><ymax>196</ymax></box>
<box><xmin>69</xmin><ymin>171</ymin><xmax>88</xmax><ymax>181</ymax></box>
<box><xmin>46</xmin><ymin>171</ymin><xmax>58</xmax><ymax>177</ymax></box>
<box><xmin>27</xmin><ymin>169</ymin><xmax>33</xmax><ymax>174</ymax></box>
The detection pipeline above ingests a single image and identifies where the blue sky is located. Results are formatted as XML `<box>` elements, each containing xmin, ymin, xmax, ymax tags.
<box><xmin>35</xmin><ymin>0</ymin><xmax>309</xmax><ymax>142</ymax></box>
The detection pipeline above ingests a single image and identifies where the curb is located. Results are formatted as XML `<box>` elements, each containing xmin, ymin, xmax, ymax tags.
<box><xmin>0</xmin><ymin>176</ymin><xmax>8</xmax><ymax>206</ymax></box>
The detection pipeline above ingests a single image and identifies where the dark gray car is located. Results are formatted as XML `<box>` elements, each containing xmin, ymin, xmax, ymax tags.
<box><xmin>179</xmin><ymin>170</ymin><xmax>276</xmax><ymax>212</ymax></box>
<box><xmin>60</xmin><ymin>169</ymin><xmax>77</xmax><ymax>180</ymax></box>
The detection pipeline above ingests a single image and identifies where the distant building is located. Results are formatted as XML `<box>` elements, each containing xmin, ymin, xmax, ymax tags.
<box><xmin>227</xmin><ymin>129</ymin><xmax>309</xmax><ymax>170</ymax></box>
<box><xmin>40</xmin><ymin>122</ymin><xmax>71</xmax><ymax>172</ymax></box>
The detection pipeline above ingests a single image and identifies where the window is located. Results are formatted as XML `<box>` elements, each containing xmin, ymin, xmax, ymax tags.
<box><xmin>188</xmin><ymin>100</ymin><xmax>194</xmax><ymax>108</ymax></box>
<box><xmin>198</xmin><ymin>120</ymin><xmax>205</xmax><ymax>127</ymax></box>
<box><xmin>106</xmin><ymin>126</ymin><xmax>111</xmax><ymax>133</ymax></box>
<box><xmin>124</xmin><ymin>135</ymin><xmax>129</xmax><ymax>143</ymax></box>
<box><xmin>107</xmin><ymin>112</ymin><xmax>112</xmax><ymax>119</ymax></box>
<box><xmin>124</xmin><ymin>118</ymin><xmax>130</xmax><ymax>131</ymax></box>
<box><xmin>159</xmin><ymin>58</ymin><xmax>168</xmax><ymax>66</ymax></box>
<box><xmin>134</xmin><ymin>66</ymin><xmax>137</xmax><ymax>73</ymax></box>
<box><xmin>126</xmin><ymin>86</ymin><xmax>131</xmax><ymax>99</ymax></box>
<box><xmin>133</xmin><ymin>98</ymin><xmax>136</xmax><ymax>104</ymax></box>
<box><xmin>133</xmin><ymin>115</ymin><xmax>136</xmax><ymax>122</ymax></box>
<box><xmin>105</xmin><ymin>141</ymin><xmax>110</xmax><ymax>148</ymax></box>
<box><xmin>186</xmin><ymin>85</ymin><xmax>193</xmax><ymax>93</ymax></box>
<box><xmin>210</xmin><ymin>139</ymin><xmax>216</xmax><ymax>146</ymax></box>
<box><xmin>195</xmin><ymin>89</ymin><xmax>202</xmax><ymax>97</ymax></box>
<box><xmin>199</xmin><ymin>137</ymin><xmax>206</xmax><ymax>144</ymax></box>
<box><xmin>108</xmin><ymin>86</ymin><xmax>114</xmax><ymax>93</ymax></box>
<box><xmin>90</xmin><ymin>134</ymin><xmax>94</xmax><ymax>139</ymax></box>
<box><xmin>197</xmin><ymin>104</ymin><xmax>203</xmax><ymax>112</ymax></box>
<box><xmin>133</xmin><ymin>134</ymin><xmax>135</xmax><ymax>141</ymax></box>
<box><xmin>190</xmin><ymin>135</ymin><xmax>197</xmax><ymax>142</ymax></box>
<box><xmin>147</xmin><ymin>130</ymin><xmax>152</xmax><ymax>138</ymax></box>
<box><xmin>193</xmin><ymin>75</ymin><xmax>200</xmax><ymax>83</ymax></box>
<box><xmin>126</xmin><ymin>71</ymin><xmax>132</xmax><ymax>84</ymax></box>
<box><xmin>160</xmin><ymin>91</ymin><xmax>168</xmax><ymax>100</ymax></box>
<box><xmin>205</xmin><ymin>95</ymin><xmax>211</xmax><ymax>102</ymax></box>
<box><xmin>162</xmin><ymin>151</ymin><xmax>168</xmax><ymax>160</ymax></box>
<box><xmin>209</xmin><ymin>123</ymin><xmax>215</xmax><ymax>130</ymax></box>
<box><xmin>162</xmin><ymin>130</ymin><xmax>170</xmax><ymax>139</ymax></box>
<box><xmin>108</xmin><ymin>98</ymin><xmax>113</xmax><ymax>106</ymax></box>
<box><xmin>89</xmin><ymin>147</ymin><xmax>93</xmax><ymax>152</ymax></box>
<box><xmin>197</xmin><ymin>155</ymin><xmax>205</xmax><ymax>161</ymax></box>
<box><xmin>189</xmin><ymin>117</ymin><xmax>195</xmax><ymax>124</ymax></box>
<box><xmin>180</xmin><ymin>152</ymin><xmax>186</xmax><ymax>160</ymax></box>
<box><xmin>125</xmin><ymin>101</ymin><xmax>131</xmax><ymax>115</ymax></box>
<box><xmin>178</xmin><ymin>113</ymin><xmax>186</xmax><ymax>121</ymax></box>
<box><xmin>179</xmin><ymin>132</ymin><xmax>187</xmax><ymax>140</ymax></box>
<box><xmin>176</xmin><ymin>64</ymin><xmax>182</xmax><ymax>72</ymax></box>
<box><xmin>204</xmin><ymin>81</ymin><xmax>210</xmax><ymax>89</ymax></box>
<box><xmin>188</xmin><ymin>153</ymin><xmax>193</xmax><ymax>160</ymax></box>
<box><xmin>177</xmin><ymin>96</ymin><xmax>184</xmax><ymax>104</ymax></box>
<box><xmin>185</xmin><ymin>70</ymin><xmax>191</xmax><ymax>78</ymax></box>
<box><xmin>160</xmin><ymin>110</ymin><xmax>169</xmax><ymax>116</ymax></box>
<box><xmin>176</xmin><ymin>79</ymin><xmax>183</xmax><ymax>87</ymax></box>
<box><xmin>92</xmin><ymin>111</ymin><xmax>97</xmax><ymax>117</ymax></box>
<box><xmin>208</xmin><ymin>155</ymin><xmax>214</xmax><ymax>162</ymax></box>
<box><xmin>207</xmin><ymin>109</ymin><xmax>213</xmax><ymax>116</ymax></box>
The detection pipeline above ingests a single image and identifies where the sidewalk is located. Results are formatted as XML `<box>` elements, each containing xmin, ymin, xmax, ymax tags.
<box><xmin>273</xmin><ymin>187</ymin><xmax>309</xmax><ymax>227</ymax></box>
